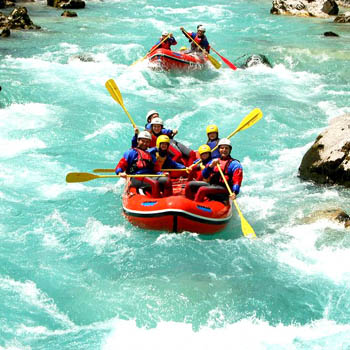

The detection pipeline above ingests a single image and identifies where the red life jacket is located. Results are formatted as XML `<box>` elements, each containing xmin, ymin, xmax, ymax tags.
<box><xmin>129</xmin><ymin>148</ymin><xmax>154</xmax><ymax>173</ymax></box>
<box><xmin>210</xmin><ymin>157</ymin><xmax>233</xmax><ymax>187</ymax></box>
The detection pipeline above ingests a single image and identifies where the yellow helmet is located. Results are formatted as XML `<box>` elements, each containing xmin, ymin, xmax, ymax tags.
<box><xmin>156</xmin><ymin>135</ymin><xmax>170</xmax><ymax>149</ymax></box>
<box><xmin>206</xmin><ymin>124</ymin><xmax>218</xmax><ymax>135</ymax></box>
<box><xmin>198</xmin><ymin>144</ymin><xmax>211</xmax><ymax>155</ymax></box>
<box><xmin>180</xmin><ymin>46</ymin><xmax>187</xmax><ymax>51</ymax></box>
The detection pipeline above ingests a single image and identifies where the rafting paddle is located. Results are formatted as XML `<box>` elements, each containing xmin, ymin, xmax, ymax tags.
<box><xmin>130</xmin><ymin>34</ymin><xmax>171</xmax><ymax>67</ymax></box>
<box><xmin>181</xmin><ymin>28</ymin><xmax>221</xmax><ymax>69</ymax></box>
<box><xmin>92</xmin><ymin>168</ymin><xmax>188</xmax><ymax>173</ymax></box>
<box><xmin>105</xmin><ymin>79</ymin><xmax>137</xmax><ymax>128</ymax></box>
<box><xmin>66</xmin><ymin>172</ymin><xmax>165</xmax><ymax>183</ymax></box>
<box><xmin>216</xmin><ymin>166</ymin><xmax>256</xmax><ymax>239</ymax></box>
<box><xmin>210</xmin><ymin>47</ymin><xmax>237</xmax><ymax>70</ymax></box>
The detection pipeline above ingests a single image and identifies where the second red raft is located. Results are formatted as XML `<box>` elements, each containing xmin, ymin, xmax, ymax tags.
<box><xmin>147</xmin><ymin>48</ymin><xmax>208</xmax><ymax>71</ymax></box>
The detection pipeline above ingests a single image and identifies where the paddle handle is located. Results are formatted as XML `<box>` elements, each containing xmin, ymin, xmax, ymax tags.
<box><xmin>93</xmin><ymin>168</ymin><xmax>187</xmax><ymax>173</ymax></box>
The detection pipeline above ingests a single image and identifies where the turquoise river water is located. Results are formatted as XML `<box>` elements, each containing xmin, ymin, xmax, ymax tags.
<box><xmin>1</xmin><ymin>0</ymin><xmax>350</xmax><ymax>349</ymax></box>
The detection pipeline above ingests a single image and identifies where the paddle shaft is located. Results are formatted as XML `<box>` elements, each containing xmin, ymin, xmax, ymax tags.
<box><xmin>93</xmin><ymin>168</ymin><xmax>188</xmax><ymax>173</ymax></box>
<box><xmin>217</xmin><ymin>166</ymin><xmax>256</xmax><ymax>238</ymax></box>
<box><xmin>181</xmin><ymin>29</ymin><xmax>221</xmax><ymax>69</ymax></box>
<box><xmin>66</xmin><ymin>172</ymin><xmax>165</xmax><ymax>183</ymax></box>
<box><xmin>210</xmin><ymin>47</ymin><xmax>237</xmax><ymax>70</ymax></box>
<box><xmin>131</xmin><ymin>34</ymin><xmax>170</xmax><ymax>66</ymax></box>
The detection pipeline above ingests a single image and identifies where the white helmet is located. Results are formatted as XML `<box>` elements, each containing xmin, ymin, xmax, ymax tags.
<box><xmin>162</xmin><ymin>31</ymin><xmax>169</xmax><ymax>36</ymax></box>
<box><xmin>138</xmin><ymin>131</ymin><xmax>152</xmax><ymax>140</ymax></box>
<box><xmin>198</xmin><ymin>25</ymin><xmax>206</xmax><ymax>32</ymax></box>
<box><xmin>217</xmin><ymin>138</ymin><xmax>231</xmax><ymax>148</ymax></box>
<box><xmin>150</xmin><ymin>117</ymin><xmax>163</xmax><ymax>126</ymax></box>
<box><xmin>146</xmin><ymin>110</ymin><xmax>159</xmax><ymax>122</ymax></box>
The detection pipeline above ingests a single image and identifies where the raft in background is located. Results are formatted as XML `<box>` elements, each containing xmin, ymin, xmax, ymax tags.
<box><xmin>147</xmin><ymin>48</ymin><xmax>208</xmax><ymax>71</ymax></box>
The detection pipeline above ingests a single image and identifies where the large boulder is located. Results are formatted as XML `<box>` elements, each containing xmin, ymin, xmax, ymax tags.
<box><xmin>334</xmin><ymin>11</ymin><xmax>350</xmax><ymax>22</ymax></box>
<box><xmin>271</xmin><ymin>0</ymin><xmax>339</xmax><ymax>18</ymax></box>
<box><xmin>4</xmin><ymin>7</ymin><xmax>40</xmax><ymax>29</ymax></box>
<box><xmin>299</xmin><ymin>114</ymin><xmax>350</xmax><ymax>187</ymax></box>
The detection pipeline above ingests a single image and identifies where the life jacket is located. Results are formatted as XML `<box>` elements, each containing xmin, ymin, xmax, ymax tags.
<box><xmin>210</xmin><ymin>157</ymin><xmax>237</xmax><ymax>187</ymax></box>
<box><xmin>155</xmin><ymin>152</ymin><xmax>167</xmax><ymax>170</ymax></box>
<box><xmin>191</xmin><ymin>34</ymin><xmax>209</xmax><ymax>52</ymax></box>
<box><xmin>129</xmin><ymin>148</ymin><xmax>154</xmax><ymax>174</ymax></box>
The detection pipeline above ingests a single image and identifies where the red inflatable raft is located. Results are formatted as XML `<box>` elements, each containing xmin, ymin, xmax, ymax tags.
<box><xmin>122</xmin><ymin>177</ymin><xmax>232</xmax><ymax>234</ymax></box>
<box><xmin>147</xmin><ymin>48</ymin><xmax>208</xmax><ymax>71</ymax></box>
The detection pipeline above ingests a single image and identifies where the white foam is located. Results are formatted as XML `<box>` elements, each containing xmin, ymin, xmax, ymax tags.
<box><xmin>84</xmin><ymin>121</ymin><xmax>125</xmax><ymax>140</ymax></box>
<box><xmin>0</xmin><ymin>137</ymin><xmax>46</xmax><ymax>158</ymax></box>
<box><xmin>0</xmin><ymin>276</ymin><xmax>74</xmax><ymax>327</ymax></box>
<box><xmin>102</xmin><ymin>318</ymin><xmax>350</xmax><ymax>350</ymax></box>
<box><xmin>0</xmin><ymin>103</ymin><xmax>60</xmax><ymax>131</ymax></box>
<box><xmin>82</xmin><ymin>218</ymin><xmax>130</xmax><ymax>254</ymax></box>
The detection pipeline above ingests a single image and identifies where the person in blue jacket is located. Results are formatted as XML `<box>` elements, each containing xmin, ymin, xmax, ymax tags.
<box><xmin>115</xmin><ymin>131</ymin><xmax>172</xmax><ymax>197</ymax></box>
<box><xmin>180</xmin><ymin>25</ymin><xmax>210</xmax><ymax>53</ymax></box>
<box><xmin>149</xmin><ymin>135</ymin><xmax>186</xmax><ymax>171</ymax></box>
<box><xmin>202</xmin><ymin>138</ymin><xmax>243</xmax><ymax>201</ymax></box>
<box><xmin>206</xmin><ymin>124</ymin><xmax>221</xmax><ymax>158</ymax></box>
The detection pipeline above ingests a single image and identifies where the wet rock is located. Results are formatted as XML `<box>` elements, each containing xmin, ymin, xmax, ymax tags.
<box><xmin>61</xmin><ymin>10</ymin><xmax>77</xmax><ymax>16</ymax></box>
<box><xmin>48</xmin><ymin>0</ymin><xmax>85</xmax><ymax>9</ymax></box>
<box><xmin>238</xmin><ymin>54</ymin><xmax>272</xmax><ymax>69</ymax></box>
<box><xmin>0</xmin><ymin>25</ymin><xmax>10</xmax><ymax>36</ymax></box>
<box><xmin>302</xmin><ymin>208</ymin><xmax>350</xmax><ymax>227</ymax></box>
<box><xmin>336</xmin><ymin>0</ymin><xmax>350</xmax><ymax>7</ymax></box>
<box><xmin>70</xmin><ymin>53</ymin><xmax>95</xmax><ymax>62</ymax></box>
<box><xmin>324</xmin><ymin>31</ymin><xmax>339</xmax><ymax>36</ymax></box>
<box><xmin>299</xmin><ymin>113</ymin><xmax>350</xmax><ymax>187</ymax></box>
<box><xmin>0</xmin><ymin>0</ymin><xmax>4</xmax><ymax>9</ymax></box>
<box><xmin>271</xmin><ymin>0</ymin><xmax>339</xmax><ymax>18</ymax></box>
<box><xmin>4</xmin><ymin>7</ymin><xmax>41</xmax><ymax>30</ymax></box>
<box><xmin>334</xmin><ymin>11</ymin><xmax>350</xmax><ymax>22</ymax></box>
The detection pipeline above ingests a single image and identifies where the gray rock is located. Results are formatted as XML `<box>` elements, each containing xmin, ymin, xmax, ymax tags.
<box><xmin>271</xmin><ymin>0</ymin><xmax>339</xmax><ymax>18</ymax></box>
<box><xmin>61</xmin><ymin>10</ymin><xmax>77</xmax><ymax>16</ymax></box>
<box><xmin>324</xmin><ymin>31</ymin><xmax>339</xmax><ymax>36</ymax></box>
<box><xmin>302</xmin><ymin>208</ymin><xmax>350</xmax><ymax>227</ymax></box>
<box><xmin>299</xmin><ymin>114</ymin><xmax>350</xmax><ymax>187</ymax></box>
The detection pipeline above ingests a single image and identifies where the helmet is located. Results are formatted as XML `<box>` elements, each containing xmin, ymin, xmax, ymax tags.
<box><xmin>150</xmin><ymin>117</ymin><xmax>163</xmax><ymax>126</ymax></box>
<box><xmin>146</xmin><ymin>110</ymin><xmax>159</xmax><ymax>122</ymax></box>
<box><xmin>198</xmin><ymin>144</ymin><xmax>211</xmax><ymax>155</ymax></box>
<box><xmin>138</xmin><ymin>131</ymin><xmax>152</xmax><ymax>140</ymax></box>
<box><xmin>198</xmin><ymin>25</ymin><xmax>206</xmax><ymax>32</ymax></box>
<box><xmin>162</xmin><ymin>31</ymin><xmax>169</xmax><ymax>36</ymax></box>
<box><xmin>217</xmin><ymin>138</ymin><xmax>231</xmax><ymax>148</ymax></box>
<box><xmin>206</xmin><ymin>124</ymin><xmax>218</xmax><ymax>135</ymax></box>
<box><xmin>180</xmin><ymin>46</ymin><xmax>187</xmax><ymax>51</ymax></box>
<box><xmin>156</xmin><ymin>135</ymin><xmax>170</xmax><ymax>149</ymax></box>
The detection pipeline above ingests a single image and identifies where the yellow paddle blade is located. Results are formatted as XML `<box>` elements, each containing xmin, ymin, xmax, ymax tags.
<box><xmin>233</xmin><ymin>200</ymin><xmax>256</xmax><ymax>239</ymax></box>
<box><xmin>207</xmin><ymin>54</ymin><xmax>221</xmax><ymax>69</ymax></box>
<box><xmin>66</xmin><ymin>172</ymin><xmax>103</xmax><ymax>183</ymax></box>
<box><xmin>228</xmin><ymin>108</ymin><xmax>263</xmax><ymax>139</ymax></box>
<box><xmin>105</xmin><ymin>79</ymin><xmax>123</xmax><ymax>106</ymax></box>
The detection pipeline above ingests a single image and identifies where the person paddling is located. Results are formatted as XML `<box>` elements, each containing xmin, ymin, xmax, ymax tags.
<box><xmin>202</xmin><ymin>138</ymin><xmax>243</xmax><ymax>201</ymax></box>
<box><xmin>180</xmin><ymin>25</ymin><xmax>210</xmax><ymax>54</ymax></box>
<box><xmin>115</xmin><ymin>131</ymin><xmax>172</xmax><ymax>197</ymax></box>
<box><xmin>206</xmin><ymin>124</ymin><xmax>220</xmax><ymax>158</ymax></box>
<box><xmin>150</xmin><ymin>31</ymin><xmax>177</xmax><ymax>51</ymax></box>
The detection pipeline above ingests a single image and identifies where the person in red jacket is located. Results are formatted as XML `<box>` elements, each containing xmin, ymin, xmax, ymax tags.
<box><xmin>150</xmin><ymin>31</ymin><xmax>177</xmax><ymax>52</ymax></box>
